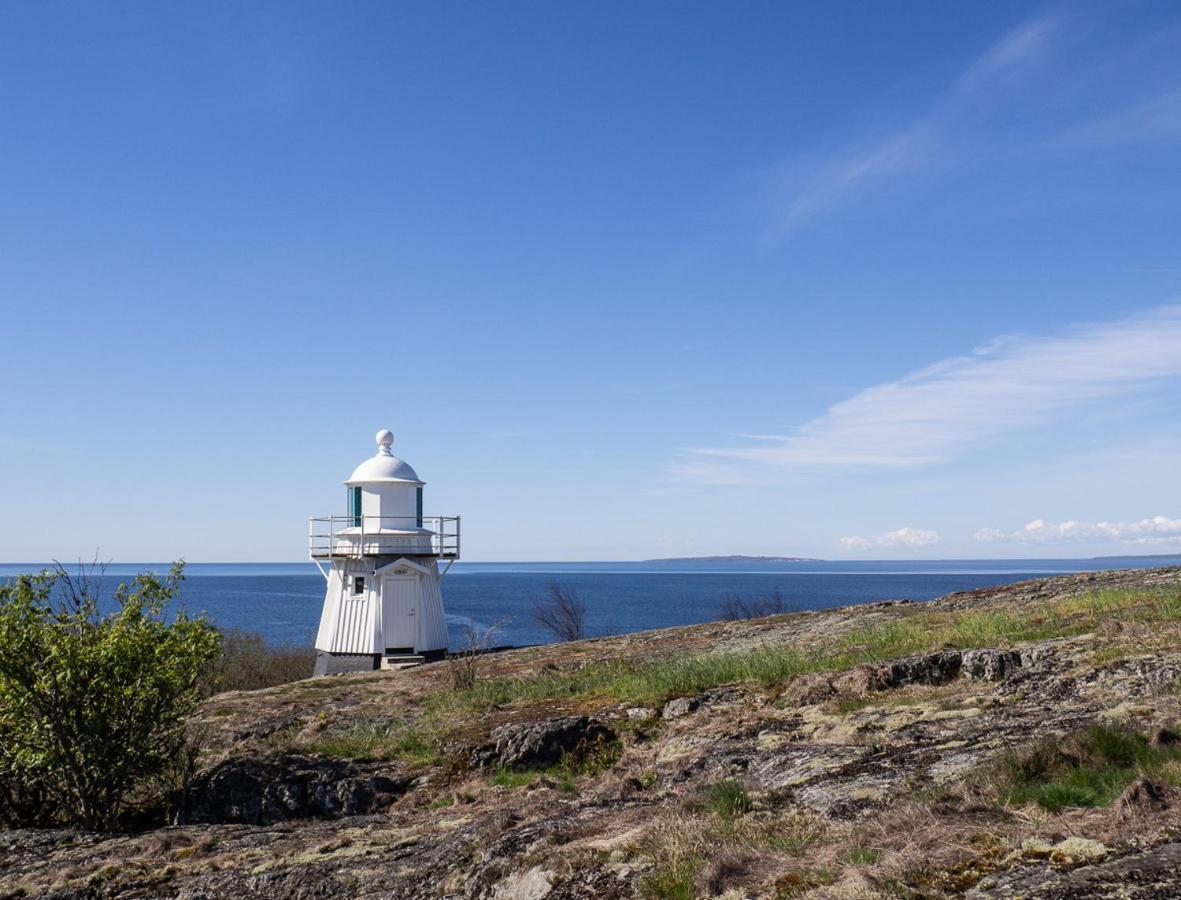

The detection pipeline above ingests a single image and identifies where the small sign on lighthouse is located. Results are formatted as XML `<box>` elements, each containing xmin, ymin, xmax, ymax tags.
<box><xmin>308</xmin><ymin>430</ymin><xmax>459</xmax><ymax>676</ymax></box>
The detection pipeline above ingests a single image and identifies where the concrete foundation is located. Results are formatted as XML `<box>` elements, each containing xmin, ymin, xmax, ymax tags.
<box><xmin>313</xmin><ymin>651</ymin><xmax>381</xmax><ymax>677</ymax></box>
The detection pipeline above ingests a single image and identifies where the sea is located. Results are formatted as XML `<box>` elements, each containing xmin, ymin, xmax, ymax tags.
<box><xmin>1</xmin><ymin>556</ymin><xmax>1178</xmax><ymax>650</ymax></box>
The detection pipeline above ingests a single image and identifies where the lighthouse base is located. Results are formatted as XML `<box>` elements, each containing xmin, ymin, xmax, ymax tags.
<box><xmin>313</xmin><ymin>651</ymin><xmax>381</xmax><ymax>677</ymax></box>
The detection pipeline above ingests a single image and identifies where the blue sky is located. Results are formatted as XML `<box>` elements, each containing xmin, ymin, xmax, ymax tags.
<box><xmin>2</xmin><ymin>1</ymin><xmax>1181</xmax><ymax>562</ymax></box>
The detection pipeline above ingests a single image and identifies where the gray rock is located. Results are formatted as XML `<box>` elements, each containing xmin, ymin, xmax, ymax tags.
<box><xmin>661</xmin><ymin>696</ymin><xmax>700</xmax><ymax>719</ymax></box>
<box><xmin>626</xmin><ymin>706</ymin><xmax>656</xmax><ymax>721</ymax></box>
<box><xmin>962</xmin><ymin>648</ymin><xmax>1022</xmax><ymax>681</ymax></box>
<box><xmin>491</xmin><ymin>866</ymin><xmax>556</xmax><ymax>899</ymax></box>
<box><xmin>879</xmin><ymin>650</ymin><xmax>963</xmax><ymax>688</ymax></box>
<box><xmin>969</xmin><ymin>840</ymin><xmax>1181</xmax><ymax>897</ymax></box>
<box><xmin>179</xmin><ymin>755</ymin><xmax>409</xmax><ymax>825</ymax></box>
<box><xmin>472</xmin><ymin>716</ymin><xmax>614</xmax><ymax>769</ymax></box>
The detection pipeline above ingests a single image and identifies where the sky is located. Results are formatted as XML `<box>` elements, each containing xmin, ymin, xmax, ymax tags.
<box><xmin>2</xmin><ymin>1</ymin><xmax>1181</xmax><ymax>562</ymax></box>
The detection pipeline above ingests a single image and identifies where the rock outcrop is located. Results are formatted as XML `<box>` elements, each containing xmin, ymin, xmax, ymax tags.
<box><xmin>180</xmin><ymin>754</ymin><xmax>410</xmax><ymax>824</ymax></box>
<box><xmin>4</xmin><ymin>565</ymin><xmax>1181</xmax><ymax>899</ymax></box>
<box><xmin>471</xmin><ymin>716</ymin><xmax>615</xmax><ymax>769</ymax></box>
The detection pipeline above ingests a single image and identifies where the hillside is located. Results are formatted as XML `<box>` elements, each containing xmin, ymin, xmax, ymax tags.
<box><xmin>5</xmin><ymin>566</ymin><xmax>1181</xmax><ymax>898</ymax></box>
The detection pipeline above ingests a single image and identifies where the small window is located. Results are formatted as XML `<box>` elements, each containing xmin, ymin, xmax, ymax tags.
<box><xmin>352</xmin><ymin>576</ymin><xmax>365</xmax><ymax>595</ymax></box>
<box><xmin>349</xmin><ymin>486</ymin><xmax>362</xmax><ymax>527</ymax></box>
<box><xmin>416</xmin><ymin>487</ymin><xmax>423</xmax><ymax>528</ymax></box>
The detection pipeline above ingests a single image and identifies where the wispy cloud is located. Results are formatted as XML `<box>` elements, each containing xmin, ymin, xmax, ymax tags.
<box><xmin>840</xmin><ymin>527</ymin><xmax>942</xmax><ymax>551</ymax></box>
<box><xmin>976</xmin><ymin>515</ymin><xmax>1181</xmax><ymax>545</ymax></box>
<box><xmin>769</xmin><ymin>16</ymin><xmax>1059</xmax><ymax>236</ymax></box>
<box><xmin>1053</xmin><ymin>87</ymin><xmax>1181</xmax><ymax>147</ymax></box>
<box><xmin>676</xmin><ymin>304</ymin><xmax>1181</xmax><ymax>482</ymax></box>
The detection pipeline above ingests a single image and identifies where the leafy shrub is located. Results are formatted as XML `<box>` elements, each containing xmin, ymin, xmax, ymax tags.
<box><xmin>0</xmin><ymin>562</ymin><xmax>221</xmax><ymax>830</ymax></box>
<box><xmin>211</xmin><ymin>629</ymin><xmax>314</xmax><ymax>692</ymax></box>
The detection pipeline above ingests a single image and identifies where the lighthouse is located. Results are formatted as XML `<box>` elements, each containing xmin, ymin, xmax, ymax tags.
<box><xmin>309</xmin><ymin>429</ymin><xmax>459</xmax><ymax>676</ymax></box>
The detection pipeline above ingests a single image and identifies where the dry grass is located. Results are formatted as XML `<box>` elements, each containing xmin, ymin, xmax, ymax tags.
<box><xmin>298</xmin><ymin>719</ymin><xmax>441</xmax><ymax>765</ymax></box>
<box><xmin>433</xmin><ymin>586</ymin><xmax>1181</xmax><ymax>714</ymax></box>
<box><xmin>636</xmin><ymin>788</ymin><xmax>831</xmax><ymax>897</ymax></box>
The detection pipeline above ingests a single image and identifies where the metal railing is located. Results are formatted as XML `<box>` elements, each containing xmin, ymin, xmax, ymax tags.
<box><xmin>308</xmin><ymin>515</ymin><xmax>460</xmax><ymax>559</ymax></box>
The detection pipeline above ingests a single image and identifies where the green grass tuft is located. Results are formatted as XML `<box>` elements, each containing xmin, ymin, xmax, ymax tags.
<box><xmin>302</xmin><ymin>721</ymin><xmax>440</xmax><ymax>765</ymax></box>
<box><xmin>700</xmin><ymin>779</ymin><xmax>752</xmax><ymax>819</ymax></box>
<box><xmin>997</xmin><ymin>723</ymin><xmax>1181</xmax><ymax>812</ymax></box>
<box><xmin>488</xmin><ymin>736</ymin><xmax>621</xmax><ymax>793</ymax></box>
<box><xmin>841</xmin><ymin>846</ymin><xmax>882</xmax><ymax>866</ymax></box>
<box><xmin>641</xmin><ymin>858</ymin><xmax>700</xmax><ymax>900</ymax></box>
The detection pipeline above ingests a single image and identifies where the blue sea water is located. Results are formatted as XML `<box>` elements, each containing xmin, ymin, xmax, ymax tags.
<box><xmin>1</xmin><ymin>557</ymin><xmax>1178</xmax><ymax>650</ymax></box>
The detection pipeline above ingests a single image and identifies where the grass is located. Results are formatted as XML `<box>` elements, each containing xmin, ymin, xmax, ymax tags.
<box><xmin>642</xmin><ymin>858</ymin><xmax>700</xmax><ymax>900</ymax></box>
<box><xmin>841</xmin><ymin>846</ymin><xmax>882</xmax><ymax>866</ymax></box>
<box><xmin>639</xmin><ymin>781</ymin><xmax>828</xmax><ymax>898</ymax></box>
<box><xmin>488</xmin><ymin>735</ymin><xmax>621</xmax><ymax>794</ymax></box>
<box><xmin>995</xmin><ymin>723</ymin><xmax>1181</xmax><ymax>812</ymax></box>
<box><xmin>491</xmin><ymin>767</ymin><xmax>578</xmax><ymax>793</ymax></box>
<box><xmin>301</xmin><ymin>721</ymin><xmax>441</xmax><ymax>765</ymax></box>
<box><xmin>432</xmin><ymin>586</ymin><xmax>1181</xmax><ymax>712</ymax></box>
<box><xmin>700</xmin><ymin>779</ymin><xmax>752</xmax><ymax>818</ymax></box>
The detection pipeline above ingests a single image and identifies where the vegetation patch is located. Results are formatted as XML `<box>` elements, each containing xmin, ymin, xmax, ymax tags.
<box><xmin>0</xmin><ymin>562</ymin><xmax>221</xmax><ymax>830</ymax></box>
<box><xmin>698</xmin><ymin>779</ymin><xmax>752</xmax><ymax>819</ymax></box>
<box><xmin>642</xmin><ymin>857</ymin><xmax>701</xmax><ymax>900</ymax></box>
<box><xmin>301</xmin><ymin>720</ymin><xmax>441</xmax><ymax>766</ymax></box>
<box><xmin>994</xmin><ymin>723</ymin><xmax>1181</xmax><ymax>812</ymax></box>
<box><xmin>840</xmin><ymin>845</ymin><xmax>881</xmax><ymax>866</ymax></box>
<box><xmin>432</xmin><ymin>586</ymin><xmax>1181</xmax><ymax>711</ymax></box>
<box><xmin>638</xmin><ymin>786</ymin><xmax>828</xmax><ymax>898</ymax></box>
<box><xmin>487</xmin><ymin>734</ymin><xmax>621</xmax><ymax>794</ymax></box>
<box><xmin>211</xmin><ymin>629</ymin><xmax>315</xmax><ymax>693</ymax></box>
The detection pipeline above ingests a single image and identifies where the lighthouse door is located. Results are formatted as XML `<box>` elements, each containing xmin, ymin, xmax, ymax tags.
<box><xmin>381</xmin><ymin>575</ymin><xmax>418</xmax><ymax>653</ymax></box>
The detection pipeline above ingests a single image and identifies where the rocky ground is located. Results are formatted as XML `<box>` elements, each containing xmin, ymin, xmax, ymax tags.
<box><xmin>4</xmin><ymin>566</ymin><xmax>1181</xmax><ymax>898</ymax></box>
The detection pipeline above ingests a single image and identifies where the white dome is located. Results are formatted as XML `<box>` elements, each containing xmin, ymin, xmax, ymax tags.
<box><xmin>344</xmin><ymin>430</ymin><xmax>424</xmax><ymax>485</ymax></box>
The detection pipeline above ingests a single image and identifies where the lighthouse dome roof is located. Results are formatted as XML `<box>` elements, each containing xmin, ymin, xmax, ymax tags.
<box><xmin>345</xmin><ymin>430</ymin><xmax>424</xmax><ymax>485</ymax></box>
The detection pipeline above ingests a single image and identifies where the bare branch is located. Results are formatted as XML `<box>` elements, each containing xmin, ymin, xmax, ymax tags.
<box><xmin>531</xmin><ymin>582</ymin><xmax>586</xmax><ymax>642</ymax></box>
<box><xmin>717</xmin><ymin>589</ymin><xmax>788</xmax><ymax>621</ymax></box>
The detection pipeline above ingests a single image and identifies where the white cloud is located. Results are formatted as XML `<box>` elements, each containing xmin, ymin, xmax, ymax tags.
<box><xmin>975</xmin><ymin>515</ymin><xmax>1181</xmax><ymax>545</ymax></box>
<box><xmin>1054</xmin><ymin>87</ymin><xmax>1181</xmax><ymax>147</ymax></box>
<box><xmin>770</xmin><ymin>15</ymin><xmax>1059</xmax><ymax>236</ymax></box>
<box><xmin>677</xmin><ymin>303</ymin><xmax>1181</xmax><ymax>481</ymax></box>
<box><xmin>840</xmin><ymin>526</ymin><xmax>942</xmax><ymax>550</ymax></box>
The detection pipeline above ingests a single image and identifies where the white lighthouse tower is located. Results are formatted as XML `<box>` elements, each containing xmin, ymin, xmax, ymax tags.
<box><xmin>309</xmin><ymin>429</ymin><xmax>459</xmax><ymax>676</ymax></box>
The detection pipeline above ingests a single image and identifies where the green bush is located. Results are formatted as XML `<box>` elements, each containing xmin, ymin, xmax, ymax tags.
<box><xmin>0</xmin><ymin>562</ymin><xmax>221</xmax><ymax>830</ymax></box>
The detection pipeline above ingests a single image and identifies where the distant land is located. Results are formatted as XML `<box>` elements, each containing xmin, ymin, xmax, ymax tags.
<box><xmin>642</xmin><ymin>555</ymin><xmax>823</xmax><ymax>563</ymax></box>
<box><xmin>1093</xmin><ymin>553</ymin><xmax>1181</xmax><ymax>560</ymax></box>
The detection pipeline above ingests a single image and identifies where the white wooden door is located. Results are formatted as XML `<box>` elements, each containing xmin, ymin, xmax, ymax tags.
<box><xmin>381</xmin><ymin>576</ymin><xmax>418</xmax><ymax>652</ymax></box>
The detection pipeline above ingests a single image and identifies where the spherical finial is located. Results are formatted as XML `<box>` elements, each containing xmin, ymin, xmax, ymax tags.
<box><xmin>376</xmin><ymin>429</ymin><xmax>394</xmax><ymax>455</ymax></box>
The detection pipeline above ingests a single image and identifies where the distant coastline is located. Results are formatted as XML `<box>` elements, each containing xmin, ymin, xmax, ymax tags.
<box><xmin>1092</xmin><ymin>553</ymin><xmax>1181</xmax><ymax>560</ymax></box>
<box><xmin>641</xmin><ymin>554</ymin><xmax>824</xmax><ymax>564</ymax></box>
